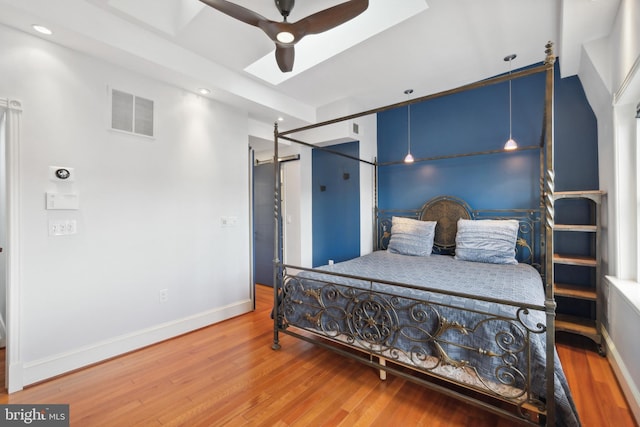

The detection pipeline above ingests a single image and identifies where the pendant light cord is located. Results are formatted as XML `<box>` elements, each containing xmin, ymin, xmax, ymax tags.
<box><xmin>404</xmin><ymin>89</ymin><xmax>414</xmax><ymax>163</ymax></box>
<box><xmin>503</xmin><ymin>54</ymin><xmax>518</xmax><ymax>151</ymax></box>
<box><xmin>408</xmin><ymin>98</ymin><xmax>411</xmax><ymax>153</ymax></box>
<box><xmin>508</xmin><ymin>59</ymin><xmax>513</xmax><ymax>139</ymax></box>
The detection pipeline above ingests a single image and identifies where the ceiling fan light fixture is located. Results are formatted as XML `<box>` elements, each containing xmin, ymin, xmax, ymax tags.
<box><xmin>199</xmin><ymin>0</ymin><xmax>369</xmax><ymax>73</ymax></box>
<box><xmin>276</xmin><ymin>31</ymin><xmax>295</xmax><ymax>43</ymax></box>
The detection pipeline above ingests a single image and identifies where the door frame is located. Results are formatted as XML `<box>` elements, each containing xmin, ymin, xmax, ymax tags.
<box><xmin>1</xmin><ymin>98</ymin><xmax>23</xmax><ymax>393</ymax></box>
<box><xmin>251</xmin><ymin>153</ymin><xmax>299</xmax><ymax>288</ymax></box>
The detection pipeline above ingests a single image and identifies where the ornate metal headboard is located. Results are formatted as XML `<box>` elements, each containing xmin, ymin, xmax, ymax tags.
<box><xmin>377</xmin><ymin>195</ymin><xmax>541</xmax><ymax>269</ymax></box>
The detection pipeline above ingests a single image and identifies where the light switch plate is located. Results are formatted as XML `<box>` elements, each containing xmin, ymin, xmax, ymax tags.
<box><xmin>48</xmin><ymin>220</ymin><xmax>77</xmax><ymax>236</ymax></box>
<box><xmin>46</xmin><ymin>192</ymin><xmax>79</xmax><ymax>210</ymax></box>
<box><xmin>220</xmin><ymin>216</ymin><xmax>238</xmax><ymax>227</ymax></box>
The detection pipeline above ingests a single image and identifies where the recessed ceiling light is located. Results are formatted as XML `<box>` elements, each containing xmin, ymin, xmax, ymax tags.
<box><xmin>32</xmin><ymin>25</ymin><xmax>53</xmax><ymax>35</ymax></box>
<box><xmin>198</xmin><ymin>88</ymin><xmax>211</xmax><ymax>95</ymax></box>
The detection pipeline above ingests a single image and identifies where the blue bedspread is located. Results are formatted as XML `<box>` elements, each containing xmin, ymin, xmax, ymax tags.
<box><xmin>281</xmin><ymin>251</ymin><xmax>580</xmax><ymax>426</ymax></box>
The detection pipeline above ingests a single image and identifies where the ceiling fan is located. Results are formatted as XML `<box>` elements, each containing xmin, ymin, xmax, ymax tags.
<box><xmin>199</xmin><ymin>0</ymin><xmax>369</xmax><ymax>72</ymax></box>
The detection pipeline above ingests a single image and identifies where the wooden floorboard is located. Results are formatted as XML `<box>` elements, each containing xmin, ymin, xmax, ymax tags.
<box><xmin>0</xmin><ymin>284</ymin><xmax>636</xmax><ymax>426</ymax></box>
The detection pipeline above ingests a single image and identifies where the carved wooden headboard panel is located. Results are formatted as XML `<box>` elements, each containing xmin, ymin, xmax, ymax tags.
<box><xmin>419</xmin><ymin>195</ymin><xmax>471</xmax><ymax>255</ymax></box>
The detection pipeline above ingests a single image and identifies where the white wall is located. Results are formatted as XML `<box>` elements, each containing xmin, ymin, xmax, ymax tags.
<box><xmin>354</xmin><ymin>114</ymin><xmax>377</xmax><ymax>256</ymax></box>
<box><xmin>578</xmin><ymin>0</ymin><xmax>640</xmax><ymax>421</ymax></box>
<box><xmin>584</xmin><ymin>0</ymin><xmax>640</xmax><ymax>281</ymax></box>
<box><xmin>0</xmin><ymin>24</ymin><xmax>252</xmax><ymax>387</ymax></box>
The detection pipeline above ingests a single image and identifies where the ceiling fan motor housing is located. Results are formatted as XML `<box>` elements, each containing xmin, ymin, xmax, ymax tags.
<box><xmin>275</xmin><ymin>0</ymin><xmax>295</xmax><ymax>19</ymax></box>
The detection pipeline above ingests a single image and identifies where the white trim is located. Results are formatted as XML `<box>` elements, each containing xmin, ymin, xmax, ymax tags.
<box><xmin>613</xmin><ymin>54</ymin><xmax>640</xmax><ymax>106</ymax></box>
<box><xmin>602</xmin><ymin>327</ymin><xmax>640</xmax><ymax>424</ymax></box>
<box><xmin>606</xmin><ymin>275</ymin><xmax>640</xmax><ymax>318</ymax></box>
<box><xmin>22</xmin><ymin>299</ymin><xmax>253</xmax><ymax>386</ymax></box>
<box><xmin>0</xmin><ymin>98</ymin><xmax>22</xmax><ymax>393</ymax></box>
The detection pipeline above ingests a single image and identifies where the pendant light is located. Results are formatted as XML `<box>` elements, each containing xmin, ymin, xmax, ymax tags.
<box><xmin>504</xmin><ymin>54</ymin><xmax>518</xmax><ymax>151</ymax></box>
<box><xmin>404</xmin><ymin>89</ymin><xmax>414</xmax><ymax>163</ymax></box>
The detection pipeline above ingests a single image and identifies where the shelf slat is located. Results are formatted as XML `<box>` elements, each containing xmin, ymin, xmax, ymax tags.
<box><xmin>556</xmin><ymin>314</ymin><xmax>599</xmax><ymax>342</ymax></box>
<box><xmin>554</xmin><ymin>190</ymin><xmax>604</xmax><ymax>204</ymax></box>
<box><xmin>554</xmin><ymin>283</ymin><xmax>596</xmax><ymax>300</ymax></box>
<box><xmin>553</xmin><ymin>254</ymin><xmax>597</xmax><ymax>267</ymax></box>
<box><xmin>555</xmin><ymin>224</ymin><xmax>597</xmax><ymax>232</ymax></box>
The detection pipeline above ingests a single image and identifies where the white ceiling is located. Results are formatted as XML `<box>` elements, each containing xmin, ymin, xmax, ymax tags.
<box><xmin>0</xmin><ymin>0</ymin><xmax>621</xmax><ymax>136</ymax></box>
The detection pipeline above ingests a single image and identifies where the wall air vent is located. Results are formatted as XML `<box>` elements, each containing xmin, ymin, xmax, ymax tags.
<box><xmin>110</xmin><ymin>88</ymin><xmax>155</xmax><ymax>138</ymax></box>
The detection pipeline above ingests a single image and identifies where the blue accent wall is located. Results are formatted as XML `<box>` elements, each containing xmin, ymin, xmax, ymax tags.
<box><xmin>312</xmin><ymin>142</ymin><xmax>361</xmax><ymax>267</ymax></box>
<box><xmin>377</xmin><ymin>62</ymin><xmax>598</xmax><ymax>212</ymax></box>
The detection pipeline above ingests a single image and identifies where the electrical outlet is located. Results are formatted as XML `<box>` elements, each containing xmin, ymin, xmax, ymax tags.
<box><xmin>49</xmin><ymin>221</ymin><xmax>62</xmax><ymax>236</ymax></box>
<box><xmin>159</xmin><ymin>289</ymin><xmax>168</xmax><ymax>303</ymax></box>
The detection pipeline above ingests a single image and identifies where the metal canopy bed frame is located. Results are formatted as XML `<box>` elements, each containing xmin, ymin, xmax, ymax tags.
<box><xmin>269</xmin><ymin>43</ymin><xmax>576</xmax><ymax>426</ymax></box>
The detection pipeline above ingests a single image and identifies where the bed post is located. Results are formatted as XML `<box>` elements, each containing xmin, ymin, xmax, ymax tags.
<box><xmin>374</xmin><ymin>156</ymin><xmax>379</xmax><ymax>250</ymax></box>
<box><xmin>272</xmin><ymin>121</ymin><xmax>282</xmax><ymax>350</ymax></box>
<box><xmin>543</xmin><ymin>41</ymin><xmax>556</xmax><ymax>426</ymax></box>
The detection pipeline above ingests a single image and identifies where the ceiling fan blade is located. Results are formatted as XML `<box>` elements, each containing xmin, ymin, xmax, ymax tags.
<box><xmin>199</xmin><ymin>0</ymin><xmax>267</xmax><ymax>27</ymax></box>
<box><xmin>275</xmin><ymin>45</ymin><xmax>295</xmax><ymax>72</ymax></box>
<box><xmin>297</xmin><ymin>0</ymin><xmax>369</xmax><ymax>35</ymax></box>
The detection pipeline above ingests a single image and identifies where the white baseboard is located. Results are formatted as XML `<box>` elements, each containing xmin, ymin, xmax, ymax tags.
<box><xmin>602</xmin><ymin>327</ymin><xmax>640</xmax><ymax>424</ymax></box>
<box><xmin>19</xmin><ymin>299</ymin><xmax>253</xmax><ymax>388</ymax></box>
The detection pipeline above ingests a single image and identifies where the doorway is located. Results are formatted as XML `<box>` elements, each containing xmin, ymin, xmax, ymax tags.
<box><xmin>253</xmin><ymin>154</ymin><xmax>299</xmax><ymax>288</ymax></box>
<box><xmin>253</xmin><ymin>162</ymin><xmax>275</xmax><ymax>287</ymax></box>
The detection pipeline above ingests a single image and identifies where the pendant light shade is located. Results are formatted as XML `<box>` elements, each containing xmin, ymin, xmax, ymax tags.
<box><xmin>404</xmin><ymin>89</ymin><xmax>414</xmax><ymax>163</ymax></box>
<box><xmin>504</xmin><ymin>138</ymin><xmax>518</xmax><ymax>150</ymax></box>
<box><xmin>504</xmin><ymin>54</ymin><xmax>518</xmax><ymax>151</ymax></box>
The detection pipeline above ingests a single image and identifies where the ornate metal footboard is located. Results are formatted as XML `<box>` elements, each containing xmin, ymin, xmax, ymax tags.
<box><xmin>273</xmin><ymin>264</ymin><xmax>553</xmax><ymax>425</ymax></box>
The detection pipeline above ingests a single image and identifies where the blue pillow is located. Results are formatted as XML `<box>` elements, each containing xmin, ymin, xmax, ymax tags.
<box><xmin>388</xmin><ymin>216</ymin><xmax>436</xmax><ymax>257</ymax></box>
<box><xmin>454</xmin><ymin>219</ymin><xmax>519</xmax><ymax>265</ymax></box>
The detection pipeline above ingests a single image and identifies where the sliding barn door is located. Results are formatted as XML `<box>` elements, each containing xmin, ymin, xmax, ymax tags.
<box><xmin>253</xmin><ymin>162</ymin><xmax>275</xmax><ymax>287</ymax></box>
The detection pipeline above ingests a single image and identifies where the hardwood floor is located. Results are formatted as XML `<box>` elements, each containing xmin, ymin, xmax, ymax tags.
<box><xmin>0</xmin><ymin>285</ymin><xmax>636</xmax><ymax>426</ymax></box>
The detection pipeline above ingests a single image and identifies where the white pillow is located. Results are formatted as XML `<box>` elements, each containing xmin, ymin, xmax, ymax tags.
<box><xmin>388</xmin><ymin>216</ymin><xmax>436</xmax><ymax>257</ymax></box>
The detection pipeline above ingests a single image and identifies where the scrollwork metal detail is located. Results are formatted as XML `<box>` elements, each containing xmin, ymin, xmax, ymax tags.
<box><xmin>278</xmin><ymin>274</ymin><xmax>544</xmax><ymax>405</ymax></box>
<box><xmin>348</xmin><ymin>294</ymin><xmax>398</xmax><ymax>345</ymax></box>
